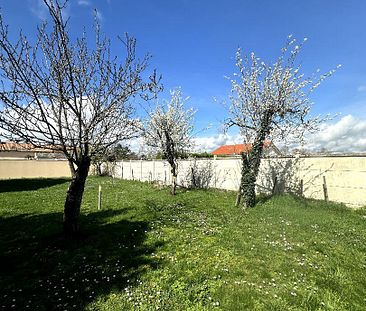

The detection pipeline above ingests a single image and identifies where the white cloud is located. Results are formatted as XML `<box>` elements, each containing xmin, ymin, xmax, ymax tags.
<box><xmin>305</xmin><ymin>115</ymin><xmax>366</xmax><ymax>153</ymax></box>
<box><xmin>77</xmin><ymin>0</ymin><xmax>91</xmax><ymax>6</ymax></box>
<box><xmin>127</xmin><ymin>115</ymin><xmax>366</xmax><ymax>155</ymax></box>
<box><xmin>29</xmin><ymin>0</ymin><xmax>47</xmax><ymax>20</ymax></box>
<box><xmin>76</xmin><ymin>1</ymin><xmax>104</xmax><ymax>22</ymax></box>
<box><xmin>192</xmin><ymin>115</ymin><xmax>366</xmax><ymax>154</ymax></box>
<box><xmin>127</xmin><ymin>133</ymin><xmax>242</xmax><ymax>154</ymax></box>
<box><xmin>193</xmin><ymin>134</ymin><xmax>242</xmax><ymax>152</ymax></box>
<box><xmin>29</xmin><ymin>0</ymin><xmax>70</xmax><ymax>21</ymax></box>
<box><xmin>125</xmin><ymin>137</ymin><xmax>144</xmax><ymax>153</ymax></box>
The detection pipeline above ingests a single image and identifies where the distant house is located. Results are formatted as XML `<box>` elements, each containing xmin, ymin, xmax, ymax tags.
<box><xmin>0</xmin><ymin>141</ymin><xmax>65</xmax><ymax>160</ymax></box>
<box><xmin>211</xmin><ymin>141</ymin><xmax>281</xmax><ymax>157</ymax></box>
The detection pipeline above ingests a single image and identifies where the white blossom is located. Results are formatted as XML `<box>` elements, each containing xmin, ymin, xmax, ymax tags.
<box><xmin>143</xmin><ymin>88</ymin><xmax>195</xmax><ymax>194</ymax></box>
<box><xmin>144</xmin><ymin>89</ymin><xmax>195</xmax><ymax>155</ymax></box>
<box><xmin>225</xmin><ymin>37</ymin><xmax>339</xmax><ymax>145</ymax></box>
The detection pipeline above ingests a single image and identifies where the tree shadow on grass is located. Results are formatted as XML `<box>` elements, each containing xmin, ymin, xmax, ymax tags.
<box><xmin>255</xmin><ymin>193</ymin><xmax>273</xmax><ymax>205</ymax></box>
<box><xmin>0</xmin><ymin>178</ymin><xmax>69</xmax><ymax>193</ymax></box>
<box><xmin>0</xmin><ymin>209</ymin><xmax>163</xmax><ymax>310</ymax></box>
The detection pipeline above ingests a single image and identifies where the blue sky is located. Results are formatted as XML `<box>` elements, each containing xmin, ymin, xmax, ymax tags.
<box><xmin>1</xmin><ymin>0</ymin><xmax>366</xmax><ymax>152</ymax></box>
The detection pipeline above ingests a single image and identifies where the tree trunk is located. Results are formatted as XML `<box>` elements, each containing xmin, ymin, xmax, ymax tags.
<box><xmin>191</xmin><ymin>167</ymin><xmax>196</xmax><ymax>188</ymax></box>
<box><xmin>68</xmin><ymin>160</ymin><xmax>76</xmax><ymax>177</ymax></box>
<box><xmin>241</xmin><ymin>153</ymin><xmax>257</xmax><ymax>208</ymax></box>
<box><xmin>63</xmin><ymin>156</ymin><xmax>91</xmax><ymax>237</ymax></box>
<box><xmin>163</xmin><ymin>130</ymin><xmax>178</xmax><ymax>195</ymax></box>
<box><xmin>237</xmin><ymin>111</ymin><xmax>273</xmax><ymax>208</ymax></box>
<box><xmin>95</xmin><ymin>162</ymin><xmax>102</xmax><ymax>176</ymax></box>
<box><xmin>170</xmin><ymin>162</ymin><xmax>177</xmax><ymax>195</ymax></box>
<box><xmin>236</xmin><ymin>152</ymin><xmax>257</xmax><ymax>208</ymax></box>
<box><xmin>235</xmin><ymin>187</ymin><xmax>242</xmax><ymax>207</ymax></box>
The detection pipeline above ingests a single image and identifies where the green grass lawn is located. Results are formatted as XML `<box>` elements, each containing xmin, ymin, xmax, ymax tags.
<box><xmin>0</xmin><ymin>177</ymin><xmax>366</xmax><ymax>310</ymax></box>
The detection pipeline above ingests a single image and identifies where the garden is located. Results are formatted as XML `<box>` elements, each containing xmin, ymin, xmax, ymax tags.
<box><xmin>1</xmin><ymin>177</ymin><xmax>365</xmax><ymax>310</ymax></box>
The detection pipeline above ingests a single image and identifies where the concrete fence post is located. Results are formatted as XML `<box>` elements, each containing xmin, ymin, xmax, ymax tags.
<box><xmin>323</xmin><ymin>176</ymin><xmax>328</xmax><ymax>201</ymax></box>
<box><xmin>153</xmin><ymin>159</ymin><xmax>155</xmax><ymax>181</ymax></box>
<box><xmin>121</xmin><ymin>160</ymin><xmax>123</xmax><ymax>179</ymax></box>
<box><xmin>140</xmin><ymin>159</ymin><xmax>143</xmax><ymax>181</ymax></box>
<box><xmin>299</xmin><ymin>179</ymin><xmax>303</xmax><ymax>196</ymax></box>
<box><xmin>130</xmin><ymin>159</ymin><xmax>132</xmax><ymax>180</ymax></box>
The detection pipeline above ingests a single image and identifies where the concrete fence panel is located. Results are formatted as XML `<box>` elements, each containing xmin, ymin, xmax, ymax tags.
<box><xmin>0</xmin><ymin>160</ymin><xmax>71</xmax><ymax>179</ymax></box>
<box><xmin>1</xmin><ymin>156</ymin><xmax>365</xmax><ymax>207</ymax></box>
<box><xmin>115</xmin><ymin>156</ymin><xmax>366</xmax><ymax>207</ymax></box>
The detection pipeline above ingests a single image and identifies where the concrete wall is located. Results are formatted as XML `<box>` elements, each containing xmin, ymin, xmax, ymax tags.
<box><xmin>0</xmin><ymin>156</ymin><xmax>364</xmax><ymax>207</ymax></box>
<box><xmin>256</xmin><ymin>156</ymin><xmax>366</xmax><ymax>207</ymax></box>
<box><xmin>113</xmin><ymin>156</ymin><xmax>366</xmax><ymax>208</ymax></box>
<box><xmin>0</xmin><ymin>151</ymin><xmax>36</xmax><ymax>159</ymax></box>
<box><xmin>0</xmin><ymin>160</ymin><xmax>71</xmax><ymax>179</ymax></box>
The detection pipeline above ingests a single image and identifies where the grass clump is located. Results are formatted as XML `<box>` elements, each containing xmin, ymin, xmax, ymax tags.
<box><xmin>0</xmin><ymin>177</ymin><xmax>365</xmax><ymax>310</ymax></box>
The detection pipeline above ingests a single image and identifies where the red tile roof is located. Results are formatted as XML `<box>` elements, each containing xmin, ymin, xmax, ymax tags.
<box><xmin>211</xmin><ymin>142</ymin><xmax>272</xmax><ymax>156</ymax></box>
<box><xmin>0</xmin><ymin>142</ymin><xmax>60</xmax><ymax>153</ymax></box>
<box><xmin>0</xmin><ymin>142</ymin><xmax>33</xmax><ymax>151</ymax></box>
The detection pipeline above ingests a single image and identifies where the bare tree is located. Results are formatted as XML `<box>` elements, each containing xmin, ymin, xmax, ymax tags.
<box><xmin>226</xmin><ymin>36</ymin><xmax>339</xmax><ymax>208</ymax></box>
<box><xmin>0</xmin><ymin>0</ymin><xmax>160</xmax><ymax>236</ymax></box>
<box><xmin>143</xmin><ymin>89</ymin><xmax>195</xmax><ymax>195</ymax></box>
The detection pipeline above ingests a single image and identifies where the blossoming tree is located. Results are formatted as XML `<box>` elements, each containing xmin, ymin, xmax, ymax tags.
<box><xmin>144</xmin><ymin>89</ymin><xmax>195</xmax><ymax>195</ymax></box>
<box><xmin>226</xmin><ymin>36</ymin><xmax>339</xmax><ymax>208</ymax></box>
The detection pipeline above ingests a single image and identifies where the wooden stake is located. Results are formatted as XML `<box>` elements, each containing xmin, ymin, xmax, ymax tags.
<box><xmin>98</xmin><ymin>185</ymin><xmax>102</xmax><ymax>210</ymax></box>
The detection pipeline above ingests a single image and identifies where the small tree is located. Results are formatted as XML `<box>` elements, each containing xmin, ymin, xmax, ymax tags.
<box><xmin>110</xmin><ymin>144</ymin><xmax>132</xmax><ymax>161</ymax></box>
<box><xmin>92</xmin><ymin>144</ymin><xmax>132</xmax><ymax>176</ymax></box>
<box><xmin>0</xmin><ymin>0</ymin><xmax>160</xmax><ymax>236</ymax></box>
<box><xmin>226</xmin><ymin>36</ymin><xmax>339</xmax><ymax>208</ymax></box>
<box><xmin>144</xmin><ymin>89</ymin><xmax>195</xmax><ymax>195</ymax></box>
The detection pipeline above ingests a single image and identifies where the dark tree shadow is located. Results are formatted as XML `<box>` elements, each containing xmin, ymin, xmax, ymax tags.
<box><xmin>0</xmin><ymin>178</ymin><xmax>69</xmax><ymax>193</ymax></box>
<box><xmin>255</xmin><ymin>193</ymin><xmax>272</xmax><ymax>205</ymax></box>
<box><xmin>256</xmin><ymin>157</ymin><xmax>334</xmax><ymax>199</ymax></box>
<box><xmin>256</xmin><ymin>158</ymin><xmax>301</xmax><ymax>197</ymax></box>
<box><xmin>0</xmin><ymin>209</ymin><xmax>163</xmax><ymax>310</ymax></box>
